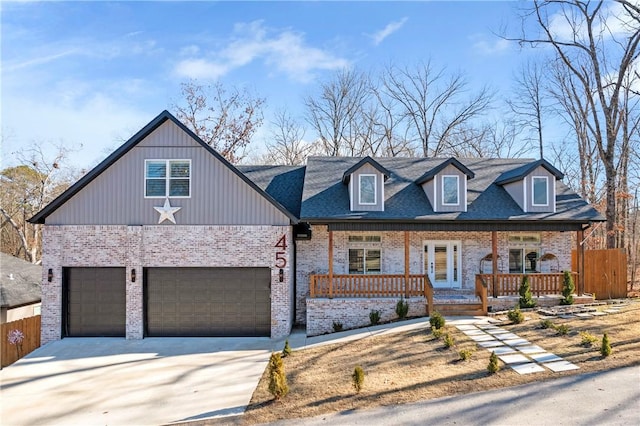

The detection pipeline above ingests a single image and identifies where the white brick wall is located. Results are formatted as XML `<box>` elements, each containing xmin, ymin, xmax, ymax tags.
<box><xmin>41</xmin><ymin>225</ymin><xmax>293</xmax><ymax>343</ymax></box>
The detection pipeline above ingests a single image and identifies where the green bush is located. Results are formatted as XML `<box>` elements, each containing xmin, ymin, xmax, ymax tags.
<box><xmin>487</xmin><ymin>351</ymin><xmax>500</xmax><ymax>374</ymax></box>
<box><xmin>268</xmin><ymin>352</ymin><xmax>289</xmax><ymax>400</ymax></box>
<box><xmin>560</xmin><ymin>271</ymin><xmax>575</xmax><ymax>305</ymax></box>
<box><xmin>518</xmin><ymin>275</ymin><xmax>536</xmax><ymax>308</ymax></box>
<box><xmin>601</xmin><ymin>333</ymin><xmax>612</xmax><ymax>357</ymax></box>
<box><xmin>352</xmin><ymin>365</ymin><xmax>365</xmax><ymax>393</ymax></box>
<box><xmin>369</xmin><ymin>310</ymin><xmax>381</xmax><ymax>326</ymax></box>
<box><xmin>555</xmin><ymin>324</ymin><xmax>570</xmax><ymax>336</ymax></box>
<box><xmin>431</xmin><ymin>326</ymin><xmax>445</xmax><ymax>339</ymax></box>
<box><xmin>507</xmin><ymin>306</ymin><xmax>524</xmax><ymax>324</ymax></box>
<box><xmin>429</xmin><ymin>311</ymin><xmax>446</xmax><ymax>330</ymax></box>
<box><xmin>282</xmin><ymin>340</ymin><xmax>292</xmax><ymax>357</ymax></box>
<box><xmin>458</xmin><ymin>348</ymin><xmax>474</xmax><ymax>361</ymax></box>
<box><xmin>579</xmin><ymin>331</ymin><xmax>598</xmax><ymax>346</ymax></box>
<box><xmin>332</xmin><ymin>321</ymin><xmax>344</xmax><ymax>332</ymax></box>
<box><xmin>539</xmin><ymin>319</ymin><xmax>554</xmax><ymax>329</ymax></box>
<box><xmin>395</xmin><ymin>298</ymin><xmax>409</xmax><ymax>319</ymax></box>
<box><xmin>443</xmin><ymin>333</ymin><xmax>455</xmax><ymax>349</ymax></box>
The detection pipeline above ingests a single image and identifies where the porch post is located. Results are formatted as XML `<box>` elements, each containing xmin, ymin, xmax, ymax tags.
<box><xmin>577</xmin><ymin>228</ymin><xmax>585</xmax><ymax>295</ymax></box>
<box><xmin>492</xmin><ymin>231</ymin><xmax>498</xmax><ymax>298</ymax></box>
<box><xmin>328</xmin><ymin>230</ymin><xmax>334</xmax><ymax>299</ymax></box>
<box><xmin>404</xmin><ymin>231</ymin><xmax>410</xmax><ymax>298</ymax></box>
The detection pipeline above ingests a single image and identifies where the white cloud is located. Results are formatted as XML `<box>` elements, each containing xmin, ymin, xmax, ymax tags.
<box><xmin>549</xmin><ymin>1</ymin><xmax>637</xmax><ymax>42</ymax></box>
<box><xmin>367</xmin><ymin>17</ymin><xmax>408</xmax><ymax>46</ymax></box>
<box><xmin>471</xmin><ymin>35</ymin><xmax>511</xmax><ymax>55</ymax></box>
<box><xmin>173</xmin><ymin>20</ymin><xmax>350</xmax><ymax>83</ymax></box>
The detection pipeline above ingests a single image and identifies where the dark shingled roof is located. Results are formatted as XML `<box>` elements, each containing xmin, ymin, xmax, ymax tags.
<box><xmin>1</xmin><ymin>253</ymin><xmax>41</xmax><ymax>309</ymax></box>
<box><xmin>415</xmin><ymin>157</ymin><xmax>475</xmax><ymax>184</ymax></box>
<box><xmin>341</xmin><ymin>156</ymin><xmax>391</xmax><ymax>184</ymax></box>
<box><xmin>237</xmin><ymin>165</ymin><xmax>306</xmax><ymax>218</ymax></box>
<box><xmin>495</xmin><ymin>158</ymin><xmax>564</xmax><ymax>185</ymax></box>
<box><xmin>300</xmin><ymin>156</ymin><xmax>604</xmax><ymax>224</ymax></box>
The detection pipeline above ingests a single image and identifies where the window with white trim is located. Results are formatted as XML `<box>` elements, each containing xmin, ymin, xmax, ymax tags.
<box><xmin>508</xmin><ymin>234</ymin><xmax>540</xmax><ymax>273</ymax></box>
<box><xmin>359</xmin><ymin>174</ymin><xmax>376</xmax><ymax>205</ymax></box>
<box><xmin>532</xmin><ymin>176</ymin><xmax>548</xmax><ymax>206</ymax></box>
<box><xmin>145</xmin><ymin>159</ymin><xmax>191</xmax><ymax>198</ymax></box>
<box><xmin>348</xmin><ymin>234</ymin><xmax>381</xmax><ymax>274</ymax></box>
<box><xmin>442</xmin><ymin>175</ymin><xmax>459</xmax><ymax>205</ymax></box>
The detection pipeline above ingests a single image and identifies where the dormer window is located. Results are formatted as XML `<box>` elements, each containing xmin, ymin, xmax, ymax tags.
<box><xmin>442</xmin><ymin>175</ymin><xmax>460</xmax><ymax>206</ymax></box>
<box><xmin>532</xmin><ymin>176</ymin><xmax>548</xmax><ymax>206</ymax></box>
<box><xmin>359</xmin><ymin>175</ymin><xmax>377</xmax><ymax>205</ymax></box>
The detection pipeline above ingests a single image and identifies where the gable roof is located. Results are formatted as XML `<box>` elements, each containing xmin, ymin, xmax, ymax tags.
<box><xmin>415</xmin><ymin>157</ymin><xmax>475</xmax><ymax>184</ymax></box>
<box><xmin>341</xmin><ymin>156</ymin><xmax>391</xmax><ymax>184</ymax></box>
<box><xmin>237</xmin><ymin>165</ymin><xmax>305</xmax><ymax>218</ymax></box>
<box><xmin>0</xmin><ymin>253</ymin><xmax>41</xmax><ymax>309</ymax></box>
<box><xmin>29</xmin><ymin>110</ymin><xmax>298</xmax><ymax>224</ymax></box>
<box><xmin>300</xmin><ymin>156</ymin><xmax>604</xmax><ymax>227</ymax></box>
<box><xmin>495</xmin><ymin>159</ymin><xmax>564</xmax><ymax>185</ymax></box>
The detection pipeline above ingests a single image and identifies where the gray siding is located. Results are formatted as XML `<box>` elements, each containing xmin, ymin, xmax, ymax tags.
<box><xmin>421</xmin><ymin>164</ymin><xmax>466</xmax><ymax>212</ymax></box>
<box><xmin>504</xmin><ymin>181</ymin><xmax>525</xmax><ymax>211</ymax></box>
<box><xmin>350</xmin><ymin>163</ymin><xmax>384</xmax><ymax>211</ymax></box>
<box><xmin>47</xmin><ymin>121</ymin><xmax>290</xmax><ymax>225</ymax></box>
<box><xmin>526</xmin><ymin>166</ymin><xmax>555</xmax><ymax>213</ymax></box>
<box><xmin>422</xmin><ymin>179</ymin><xmax>435</xmax><ymax>209</ymax></box>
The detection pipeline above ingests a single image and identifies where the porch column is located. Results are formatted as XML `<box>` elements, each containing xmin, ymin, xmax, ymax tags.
<box><xmin>328</xmin><ymin>230</ymin><xmax>334</xmax><ymax>298</ymax></box>
<box><xmin>404</xmin><ymin>231</ymin><xmax>410</xmax><ymax>298</ymax></box>
<box><xmin>577</xmin><ymin>228</ymin><xmax>585</xmax><ymax>295</ymax></box>
<box><xmin>492</xmin><ymin>231</ymin><xmax>498</xmax><ymax>298</ymax></box>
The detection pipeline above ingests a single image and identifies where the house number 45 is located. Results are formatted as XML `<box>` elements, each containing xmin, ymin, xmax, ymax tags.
<box><xmin>275</xmin><ymin>235</ymin><xmax>287</xmax><ymax>268</ymax></box>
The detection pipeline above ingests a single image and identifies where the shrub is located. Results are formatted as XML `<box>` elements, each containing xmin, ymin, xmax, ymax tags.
<box><xmin>560</xmin><ymin>271</ymin><xmax>575</xmax><ymax>305</ymax></box>
<box><xmin>431</xmin><ymin>326</ymin><xmax>445</xmax><ymax>339</ymax></box>
<box><xmin>507</xmin><ymin>306</ymin><xmax>524</xmax><ymax>324</ymax></box>
<box><xmin>369</xmin><ymin>310</ymin><xmax>381</xmax><ymax>326</ymax></box>
<box><xmin>429</xmin><ymin>311</ymin><xmax>446</xmax><ymax>330</ymax></box>
<box><xmin>555</xmin><ymin>324</ymin><xmax>570</xmax><ymax>335</ymax></box>
<box><xmin>601</xmin><ymin>333</ymin><xmax>612</xmax><ymax>357</ymax></box>
<box><xmin>268</xmin><ymin>353</ymin><xmax>289</xmax><ymax>400</ymax></box>
<box><xmin>352</xmin><ymin>365</ymin><xmax>365</xmax><ymax>393</ymax></box>
<box><xmin>518</xmin><ymin>275</ymin><xmax>536</xmax><ymax>308</ymax></box>
<box><xmin>458</xmin><ymin>348</ymin><xmax>474</xmax><ymax>361</ymax></box>
<box><xmin>332</xmin><ymin>321</ymin><xmax>344</xmax><ymax>332</ymax></box>
<box><xmin>580</xmin><ymin>331</ymin><xmax>598</xmax><ymax>346</ymax></box>
<box><xmin>487</xmin><ymin>351</ymin><xmax>500</xmax><ymax>374</ymax></box>
<box><xmin>395</xmin><ymin>298</ymin><xmax>409</xmax><ymax>319</ymax></box>
<box><xmin>539</xmin><ymin>319</ymin><xmax>554</xmax><ymax>329</ymax></box>
<box><xmin>443</xmin><ymin>333</ymin><xmax>455</xmax><ymax>349</ymax></box>
<box><xmin>282</xmin><ymin>340</ymin><xmax>292</xmax><ymax>357</ymax></box>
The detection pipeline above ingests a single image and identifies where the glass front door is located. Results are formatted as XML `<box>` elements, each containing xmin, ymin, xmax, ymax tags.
<box><xmin>424</xmin><ymin>241</ymin><xmax>461</xmax><ymax>288</ymax></box>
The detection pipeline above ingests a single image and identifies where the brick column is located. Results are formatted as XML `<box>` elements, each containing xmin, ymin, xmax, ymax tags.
<box><xmin>126</xmin><ymin>226</ymin><xmax>144</xmax><ymax>339</ymax></box>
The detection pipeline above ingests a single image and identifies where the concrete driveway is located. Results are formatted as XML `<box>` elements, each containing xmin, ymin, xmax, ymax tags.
<box><xmin>0</xmin><ymin>337</ymin><xmax>274</xmax><ymax>425</ymax></box>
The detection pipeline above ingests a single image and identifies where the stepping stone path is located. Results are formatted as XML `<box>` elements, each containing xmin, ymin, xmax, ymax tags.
<box><xmin>453</xmin><ymin>321</ymin><xmax>579</xmax><ymax>375</ymax></box>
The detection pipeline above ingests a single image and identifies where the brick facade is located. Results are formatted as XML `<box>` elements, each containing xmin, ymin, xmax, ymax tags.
<box><xmin>41</xmin><ymin>225</ymin><xmax>293</xmax><ymax>343</ymax></box>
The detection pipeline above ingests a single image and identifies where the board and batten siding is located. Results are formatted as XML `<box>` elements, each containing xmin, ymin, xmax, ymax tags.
<box><xmin>502</xmin><ymin>165</ymin><xmax>555</xmax><ymax>213</ymax></box>
<box><xmin>421</xmin><ymin>164</ymin><xmax>466</xmax><ymax>212</ymax></box>
<box><xmin>46</xmin><ymin>121</ymin><xmax>290</xmax><ymax>226</ymax></box>
<box><xmin>350</xmin><ymin>163</ymin><xmax>384</xmax><ymax>212</ymax></box>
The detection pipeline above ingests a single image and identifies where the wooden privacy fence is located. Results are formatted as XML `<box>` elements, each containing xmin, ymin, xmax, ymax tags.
<box><xmin>1</xmin><ymin>315</ymin><xmax>41</xmax><ymax>368</ymax></box>
<box><xmin>572</xmin><ymin>249</ymin><xmax>627</xmax><ymax>299</ymax></box>
<box><xmin>310</xmin><ymin>274</ymin><xmax>426</xmax><ymax>298</ymax></box>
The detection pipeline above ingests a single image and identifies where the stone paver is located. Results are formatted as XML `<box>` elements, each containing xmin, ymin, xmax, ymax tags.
<box><xmin>470</xmin><ymin>334</ymin><xmax>496</xmax><ymax>342</ymax></box>
<box><xmin>511</xmin><ymin>363</ymin><xmax>546</xmax><ymax>374</ymax></box>
<box><xmin>517</xmin><ymin>345</ymin><xmax>546</xmax><ymax>354</ymax></box>
<box><xmin>478</xmin><ymin>340</ymin><xmax>505</xmax><ymax>348</ymax></box>
<box><xmin>495</xmin><ymin>333</ymin><xmax>519</xmax><ymax>340</ymax></box>
<box><xmin>530</xmin><ymin>352</ymin><xmax>563</xmax><ymax>363</ymax></box>
<box><xmin>462</xmin><ymin>329</ymin><xmax>487</xmax><ymax>336</ymax></box>
<box><xmin>544</xmin><ymin>360</ymin><xmax>580</xmax><ymax>372</ymax></box>
<box><xmin>498</xmin><ymin>354</ymin><xmax>530</xmax><ymax>364</ymax></box>
<box><xmin>489</xmin><ymin>346</ymin><xmax>517</xmax><ymax>355</ymax></box>
<box><xmin>502</xmin><ymin>338</ymin><xmax>530</xmax><ymax>346</ymax></box>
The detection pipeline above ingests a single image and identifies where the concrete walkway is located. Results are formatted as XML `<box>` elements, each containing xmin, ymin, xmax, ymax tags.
<box><xmin>267</xmin><ymin>365</ymin><xmax>640</xmax><ymax>426</ymax></box>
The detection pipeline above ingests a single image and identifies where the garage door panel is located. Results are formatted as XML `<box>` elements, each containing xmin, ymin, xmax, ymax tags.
<box><xmin>146</xmin><ymin>267</ymin><xmax>271</xmax><ymax>337</ymax></box>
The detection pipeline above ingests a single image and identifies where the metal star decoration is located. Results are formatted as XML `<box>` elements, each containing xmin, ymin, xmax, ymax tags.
<box><xmin>154</xmin><ymin>198</ymin><xmax>181</xmax><ymax>224</ymax></box>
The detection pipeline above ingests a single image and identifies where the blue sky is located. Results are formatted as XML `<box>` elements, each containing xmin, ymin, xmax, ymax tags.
<box><xmin>2</xmin><ymin>1</ymin><xmax>537</xmax><ymax>169</ymax></box>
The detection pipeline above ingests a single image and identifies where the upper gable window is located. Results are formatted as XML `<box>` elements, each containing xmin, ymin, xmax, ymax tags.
<box><xmin>359</xmin><ymin>174</ymin><xmax>376</xmax><ymax>205</ymax></box>
<box><xmin>532</xmin><ymin>176</ymin><xmax>548</xmax><ymax>206</ymax></box>
<box><xmin>442</xmin><ymin>175</ymin><xmax>459</xmax><ymax>205</ymax></box>
<box><xmin>145</xmin><ymin>159</ymin><xmax>191</xmax><ymax>198</ymax></box>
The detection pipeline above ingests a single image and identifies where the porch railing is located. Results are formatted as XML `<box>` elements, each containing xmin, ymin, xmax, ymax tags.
<box><xmin>478</xmin><ymin>272</ymin><xmax>579</xmax><ymax>297</ymax></box>
<box><xmin>310</xmin><ymin>274</ymin><xmax>426</xmax><ymax>298</ymax></box>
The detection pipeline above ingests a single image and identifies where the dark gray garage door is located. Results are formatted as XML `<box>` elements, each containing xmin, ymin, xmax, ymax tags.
<box><xmin>64</xmin><ymin>267</ymin><xmax>126</xmax><ymax>337</ymax></box>
<box><xmin>145</xmin><ymin>267</ymin><xmax>271</xmax><ymax>337</ymax></box>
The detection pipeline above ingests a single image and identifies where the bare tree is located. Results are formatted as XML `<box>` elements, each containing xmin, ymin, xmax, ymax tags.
<box><xmin>263</xmin><ymin>109</ymin><xmax>314</xmax><ymax>166</ymax></box>
<box><xmin>507</xmin><ymin>0</ymin><xmax>640</xmax><ymax>249</ymax></box>
<box><xmin>173</xmin><ymin>81</ymin><xmax>265</xmax><ymax>163</ymax></box>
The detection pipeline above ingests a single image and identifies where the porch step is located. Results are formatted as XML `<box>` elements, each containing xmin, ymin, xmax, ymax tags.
<box><xmin>432</xmin><ymin>303</ymin><xmax>486</xmax><ymax>317</ymax></box>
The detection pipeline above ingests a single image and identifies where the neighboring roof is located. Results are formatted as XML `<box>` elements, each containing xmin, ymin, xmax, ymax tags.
<box><xmin>0</xmin><ymin>253</ymin><xmax>41</xmax><ymax>309</ymax></box>
<box><xmin>29</xmin><ymin>110</ymin><xmax>298</xmax><ymax>224</ymax></box>
<box><xmin>341</xmin><ymin>156</ymin><xmax>391</xmax><ymax>184</ymax></box>
<box><xmin>495</xmin><ymin>158</ymin><xmax>564</xmax><ymax>185</ymax></box>
<box><xmin>237</xmin><ymin>165</ymin><xmax>306</xmax><ymax>218</ymax></box>
<box><xmin>300</xmin><ymin>156</ymin><xmax>604</xmax><ymax>225</ymax></box>
<box><xmin>415</xmin><ymin>157</ymin><xmax>475</xmax><ymax>184</ymax></box>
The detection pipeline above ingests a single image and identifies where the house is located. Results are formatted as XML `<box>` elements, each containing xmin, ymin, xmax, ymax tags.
<box><xmin>30</xmin><ymin>111</ymin><xmax>604</xmax><ymax>343</ymax></box>
<box><xmin>0</xmin><ymin>253</ymin><xmax>42</xmax><ymax>324</ymax></box>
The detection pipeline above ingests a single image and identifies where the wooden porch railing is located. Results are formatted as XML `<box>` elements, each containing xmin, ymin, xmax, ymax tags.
<box><xmin>478</xmin><ymin>272</ymin><xmax>579</xmax><ymax>297</ymax></box>
<box><xmin>310</xmin><ymin>274</ymin><xmax>426</xmax><ymax>299</ymax></box>
<box><xmin>475</xmin><ymin>275</ymin><xmax>488</xmax><ymax>313</ymax></box>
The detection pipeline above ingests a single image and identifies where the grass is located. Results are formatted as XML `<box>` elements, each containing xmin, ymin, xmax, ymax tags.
<box><xmin>236</xmin><ymin>303</ymin><xmax>640</xmax><ymax>425</ymax></box>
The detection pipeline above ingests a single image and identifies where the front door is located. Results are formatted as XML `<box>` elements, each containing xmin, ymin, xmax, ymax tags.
<box><xmin>424</xmin><ymin>241</ymin><xmax>461</xmax><ymax>288</ymax></box>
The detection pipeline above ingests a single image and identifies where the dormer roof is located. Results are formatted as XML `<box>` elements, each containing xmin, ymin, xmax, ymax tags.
<box><xmin>415</xmin><ymin>157</ymin><xmax>475</xmax><ymax>185</ymax></box>
<box><xmin>495</xmin><ymin>159</ymin><xmax>564</xmax><ymax>186</ymax></box>
<box><xmin>342</xmin><ymin>156</ymin><xmax>391</xmax><ymax>184</ymax></box>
